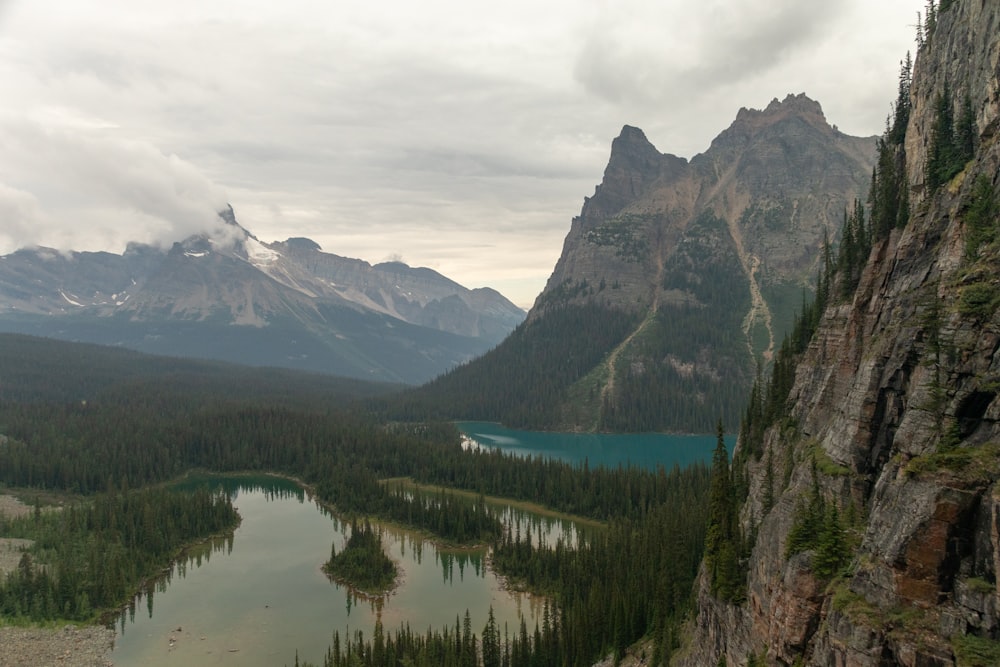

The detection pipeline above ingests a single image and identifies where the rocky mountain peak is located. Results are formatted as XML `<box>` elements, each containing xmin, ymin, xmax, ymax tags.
<box><xmin>283</xmin><ymin>237</ymin><xmax>322</xmax><ymax>252</ymax></box>
<box><xmin>608</xmin><ymin>125</ymin><xmax>664</xmax><ymax>165</ymax></box>
<box><xmin>710</xmin><ymin>93</ymin><xmax>838</xmax><ymax>157</ymax></box>
<box><xmin>731</xmin><ymin>92</ymin><xmax>825</xmax><ymax>124</ymax></box>
<box><xmin>217</xmin><ymin>203</ymin><xmax>239</xmax><ymax>227</ymax></box>
<box><xmin>574</xmin><ymin>125</ymin><xmax>688</xmax><ymax>225</ymax></box>
<box><xmin>766</xmin><ymin>92</ymin><xmax>825</xmax><ymax>118</ymax></box>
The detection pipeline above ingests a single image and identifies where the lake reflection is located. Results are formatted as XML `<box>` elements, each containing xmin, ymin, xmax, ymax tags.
<box><xmin>111</xmin><ymin>475</ymin><xmax>541</xmax><ymax>667</ymax></box>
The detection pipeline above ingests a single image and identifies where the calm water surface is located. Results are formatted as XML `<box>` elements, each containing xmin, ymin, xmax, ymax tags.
<box><xmin>112</xmin><ymin>427</ymin><xmax>723</xmax><ymax>665</ymax></box>
<box><xmin>457</xmin><ymin>421</ymin><xmax>734</xmax><ymax>470</ymax></box>
<box><xmin>111</xmin><ymin>476</ymin><xmax>542</xmax><ymax>667</ymax></box>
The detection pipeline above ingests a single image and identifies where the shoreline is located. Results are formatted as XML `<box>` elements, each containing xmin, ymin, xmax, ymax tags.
<box><xmin>0</xmin><ymin>625</ymin><xmax>116</xmax><ymax>667</ymax></box>
<box><xmin>0</xmin><ymin>494</ymin><xmax>115</xmax><ymax>665</ymax></box>
<box><xmin>0</xmin><ymin>489</ymin><xmax>241</xmax><ymax>667</ymax></box>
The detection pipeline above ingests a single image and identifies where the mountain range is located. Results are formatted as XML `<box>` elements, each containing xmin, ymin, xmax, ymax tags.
<box><xmin>0</xmin><ymin>208</ymin><xmax>525</xmax><ymax>384</ymax></box>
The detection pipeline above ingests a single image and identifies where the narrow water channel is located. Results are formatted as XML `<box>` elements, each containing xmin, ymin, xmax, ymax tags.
<box><xmin>111</xmin><ymin>476</ymin><xmax>542</xmax><ymax>667</ymax></box>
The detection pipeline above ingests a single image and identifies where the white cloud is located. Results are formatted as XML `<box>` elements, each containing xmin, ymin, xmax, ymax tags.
<box><xmin>0</xmin><ymin>119</ymin><xmax>228</xmax><ymax>252</ymax></box>
<box><xmin>0</xmin><ymin>0</ymin><xmax>922</xmax><ymax>305</ymax></box>
<box><xmin>574</xmin><ymin>1</ymin><xmax>842</xmax><ymax>105</ymax></box>
<box><xmin>0</xmin><ymin>183</ymin><xmax>45</xmax><ymax>251</ymax></box>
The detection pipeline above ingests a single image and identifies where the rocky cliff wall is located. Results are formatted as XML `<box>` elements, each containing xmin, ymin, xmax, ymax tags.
<box><xmin>677</xmin><ymin>1</ymin><xmax>1000</xmax><ymax>665</ymax></box>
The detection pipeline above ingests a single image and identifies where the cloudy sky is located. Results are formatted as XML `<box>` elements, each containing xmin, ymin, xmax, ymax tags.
<box><xmin>0</xmin><ymin>1</ymin><xmax>922</xmax><ymax>308</ymax></box>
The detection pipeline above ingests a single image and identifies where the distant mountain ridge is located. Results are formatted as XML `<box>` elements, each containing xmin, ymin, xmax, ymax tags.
<box><xmin>0</xmin><ymin>207</ymin><xmax>524</xmax><ymax>384</ymax></box>
<box><xmin>396</xmin><ymin>94</ymin><xmax>876</xmax><ymax>432</ymax></box>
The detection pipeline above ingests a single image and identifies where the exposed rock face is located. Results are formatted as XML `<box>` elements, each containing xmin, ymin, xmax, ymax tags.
<box><xmin>0</xmin><ymin>209</ymin><xmax>524</xmax><ymax>384</ymax></box>
<box><xmin>545</xmin><ymin>95</ymin><xmax>873</xmax><ymax>313</ymax></box>
<box><xmin>535</xmin><ymin>96</ymin><xmax>874</xmax><ymax>431</ymax></box>
<box><xmin>678</xmin><ymin>2</ymin><xmax>1000</xmax><ymax>665</ymax></box>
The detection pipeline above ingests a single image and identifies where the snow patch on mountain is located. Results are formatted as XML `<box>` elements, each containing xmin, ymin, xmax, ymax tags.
<box><xmin>244</xmin><ymin>236</ymin><xmax>280</xmax><ymax>268</ymax></box>
<box><xmin>59</xmin><ymin>291</ymin><xmax>84</xmax><ymax>307</ymax></box>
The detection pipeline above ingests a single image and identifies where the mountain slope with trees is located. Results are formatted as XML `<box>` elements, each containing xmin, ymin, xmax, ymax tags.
<box><xmin>394</xmin><ymin>96</ymin><xmax>875</xmax><ymax>432</ymax></box>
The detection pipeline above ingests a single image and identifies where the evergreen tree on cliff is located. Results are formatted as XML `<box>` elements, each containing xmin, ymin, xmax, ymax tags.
<box><xmin>705</xmin><ymin>420</ymin><xmax>742</xmax><ymax>601</ymax></box>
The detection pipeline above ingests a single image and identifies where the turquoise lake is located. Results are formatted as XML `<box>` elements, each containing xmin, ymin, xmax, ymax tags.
<box><xmin>457</xmin><ymin>421</ymin><xmax>734</xmax><ymax>470</ymax></box>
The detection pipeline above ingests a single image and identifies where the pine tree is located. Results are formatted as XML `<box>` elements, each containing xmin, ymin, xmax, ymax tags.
<box><xmin>924</xmin><ymin>0</ymin><xmax>937</xmax><ymax>42</ymax></box>
<box><xmin>926</xmin><ymin>81</ymin><xmax>970</xmax><ymax>190</ymax></box>
<box><xmin>762</xmin><ymin>449</ymin><xmax>775</xmax><ymax>514</ymax></box>
<box><xmin>705</xmin><ymin>420</ymin><xmax>742</xmax><ymax>600</ymax></box>
<box><xmin>888</xmin><ymin>53</ymin><xmax>912</xmax><ymax>145</ymax></box>
<box><xmin>813</xmin><ymin>503</ymin><xmax>850</xmax><ymax>578</ymax></box>
<box><xmin>482</xmin><ymin>607</ymin><xmax>501</xmax><ymax>667</ymax></box>
<box><xmin>964</xmin><ymin>175</ymin><xmax>1000</xmax><ymax>260</ymax></box>
<box><xmin>956</xmin><ymin>94</ymin><xmax>976</xmax><ymax>163</ymax></box>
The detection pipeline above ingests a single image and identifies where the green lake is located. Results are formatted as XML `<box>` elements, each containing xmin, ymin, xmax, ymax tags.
<box><xmin>110</xmin><ymin>426</ymin><xmax>726</xmax><ymax>665</ymax></box>
<box><xmin>111</xmin><ymin>475</ymin><xmax>544</xmax><ymax>667</ymax></box>
<box><xmin>457</xmin><ymin>421</ymin><xmax>734</xmax><ymax>470</ymax></box>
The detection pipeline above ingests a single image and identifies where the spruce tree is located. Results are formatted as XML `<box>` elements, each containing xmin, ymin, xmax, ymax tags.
<box><xmin>888</xmin><ymin>53</ymin><xmax>912</xmax><ymax>145</ymax></box>
<box><xmin>813</xmin><ymin>504</ymin><xmax>850</xmax><ymax>579</ymax></box>
<box><xmin>926</xmin><ymin>81</ymin><xmax>972</xmax><ymax>190</ymax></box>
<box><xmin>956</xmin><ymin>95</ymin><xmax>976</xmax><ymax>162</ymax></box>
<box><xmin>706</xmin><ymin>420</ymin><xmax>742</xmax><ymax>600</ymax></box>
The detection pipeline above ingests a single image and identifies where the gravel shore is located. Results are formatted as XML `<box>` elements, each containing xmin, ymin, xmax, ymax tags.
<box><xmin>1</xmin><ymin>495</ymin><xmax>117</xmax><ymax>666</ymax></box>
<box><xmin>0</xmin><ymin>625</ymin><xmax>116</xmax><ymax>667</ymax></box>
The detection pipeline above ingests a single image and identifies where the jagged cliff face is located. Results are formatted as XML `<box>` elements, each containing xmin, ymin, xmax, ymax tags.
<box><xmin>544</xmin><ymin>95</ymin><xmax>874</xmax><ymax>323</ymax></box>
<box><xmin>534</xmin><ymin>96</ymin><xmax>874</xmax><ymax>431</ymax></box>
<box><xmin>678</xmin><ymin>2</ymin><xmax>1000</xmax><ymax>665</ymax></box>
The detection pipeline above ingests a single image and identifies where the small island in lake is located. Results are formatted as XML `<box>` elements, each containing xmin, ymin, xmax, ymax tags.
<box><xmin>323</xmin><ymin>520</ymin><xmax>398</xmax><ymax>596</ymax></box>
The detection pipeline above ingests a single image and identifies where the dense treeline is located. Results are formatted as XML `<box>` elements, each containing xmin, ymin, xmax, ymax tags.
<box><xmin>379</xmin><ymin>303</ymin><xmax>642</xmax><ymax>429</ymax></box>
<box><xmin>414</xmin><ymin>446</ymin><xmax>696</xmax><ymax>521</ymax></box>
<box><xmin>324</xmin><ymin>478</ymin><xmax>503</xmax><ymax>546</ymax></box>
<box><xmin>490</xmin><ymin>464</ymin><xmax>709</xmax><ymax>664</ymax></box>
<box><xmin>0</xmin><ymin>487</ymin><xmax>237</xmax><ymax>622</ymax></box>
<box><xmin>0</xmin><ymin>333</ymin><xmax>398</xmax><ymax>408</ymax></box>
<box><xmin>0</xmin><ymin>397</ymin><xmax>694</xmax><ymax>531</ymax></box>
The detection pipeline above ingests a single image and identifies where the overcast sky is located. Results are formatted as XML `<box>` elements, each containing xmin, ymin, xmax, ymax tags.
<box><xmin>0</xmin><ymin>1</ymin><xmax>922</xmax><ymax>308</ymax></box>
